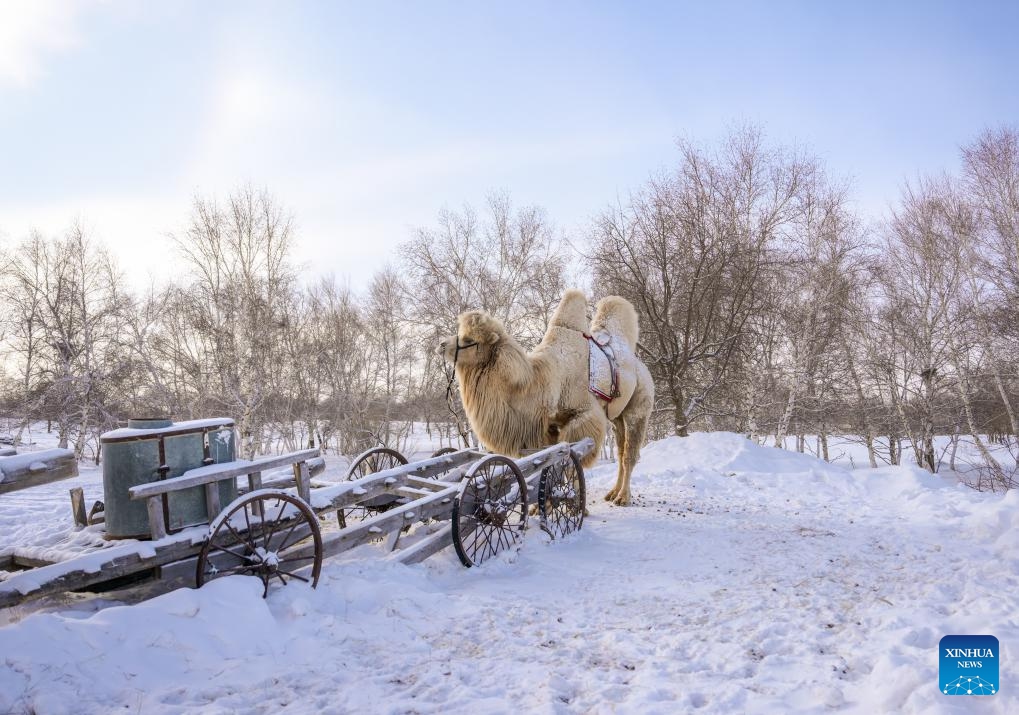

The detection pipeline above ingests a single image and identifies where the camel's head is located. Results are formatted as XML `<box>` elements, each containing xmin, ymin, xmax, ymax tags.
<box><xmin>438</xmin><ymin>310</ymin><xmax>504</xmax><ymax>368</ymax></box>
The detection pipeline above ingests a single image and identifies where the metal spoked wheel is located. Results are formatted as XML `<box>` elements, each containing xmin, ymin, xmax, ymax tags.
<box><xmin>431</xmin><ymin>446</ymin><xmax>458</xmax><ymax>458</ymax></box>
<box><xmin>537</xmin><ymin>451</ymin><xmax>586</xmax><ymax>539</ymax></box>
<box><xmin>196</xmin><ymin>491</ymin><xmax>323</xmax><ymax>598</ymax></box>
<box><xmin>452</xmin><ymin>455</ymin><xmax>528</xmax><ymax>567</ymax></box>
<box><xmin>338</xmin><ymin>447</ymin><xmax>409</xmax><ymax>528</ymax></box>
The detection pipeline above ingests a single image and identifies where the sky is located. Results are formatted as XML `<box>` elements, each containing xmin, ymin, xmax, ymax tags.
<box><xmin>1</xmin><ymin>0</ymin><xmax>1017</xmax><ymax>290</ymax></box>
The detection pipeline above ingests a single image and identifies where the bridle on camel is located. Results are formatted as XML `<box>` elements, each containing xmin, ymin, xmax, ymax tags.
<box><xmin>444</xmin><ymin>337</ymin><xmax>477</xmax><ymax>446</ymax></box>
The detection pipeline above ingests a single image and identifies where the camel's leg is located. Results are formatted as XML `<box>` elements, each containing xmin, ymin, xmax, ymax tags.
<box><xmin>605</xmin><ymin>417</ymin><xmax>627</xmax><ymax>502</ymax></box>
<box><xmin>610</xmin><ymin>411</ymin><xmax>649</xmax><ymax>506</ymax></box>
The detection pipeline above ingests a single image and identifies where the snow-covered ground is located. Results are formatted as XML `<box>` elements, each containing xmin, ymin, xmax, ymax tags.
<box><xmin>1</xmin><ymin>432</ymin><xmax>1017</xmax><ymax>714</ymax></box>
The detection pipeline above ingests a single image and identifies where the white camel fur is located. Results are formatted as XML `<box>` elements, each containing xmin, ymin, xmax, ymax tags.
<box><xmin>439</xmin><ymin>289</ymin><xmax>654</xmax><ymax>506</ymax></box>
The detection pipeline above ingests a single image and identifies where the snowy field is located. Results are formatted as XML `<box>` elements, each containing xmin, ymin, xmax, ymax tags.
<box><xmin>1</xmin><ymin>431</ymin><xmax>1018</xmax><ymax>714</ymax></box>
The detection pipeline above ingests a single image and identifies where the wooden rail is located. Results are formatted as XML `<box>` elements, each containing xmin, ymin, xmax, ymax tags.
<box><xmin>128</xmin><ymin>449</ymin><xmax>321</xmax><ymax>539</ymax></box>
<box><xmin>0</xmin><ymin>449</ymin><xmax>78</xmax><ymax>495</ymax></box>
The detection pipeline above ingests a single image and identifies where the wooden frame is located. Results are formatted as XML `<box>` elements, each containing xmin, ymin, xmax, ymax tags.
<box><xmin>0</xmin><ymin>439</ymin><xmax>594</xmax><ymax>609</ymax></box>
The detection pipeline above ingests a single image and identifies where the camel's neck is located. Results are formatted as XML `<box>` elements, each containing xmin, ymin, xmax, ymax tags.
<box><xmin>455</xmin><ymin>338</ymin><xmax>548</xmax><ymax>454</ymax></box>
<box><xmin>457</xmin><ymin>337</ymin><xmax>534</xmax><ymax>395</ymax></box>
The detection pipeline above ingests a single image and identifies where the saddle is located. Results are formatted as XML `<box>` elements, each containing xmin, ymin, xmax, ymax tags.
<box><xmin>586</xmin><ymin>332</ymin><xmax>620</xmax><ymax>402</ymax></box>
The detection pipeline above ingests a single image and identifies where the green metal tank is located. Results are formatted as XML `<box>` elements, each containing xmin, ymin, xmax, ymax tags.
<box><xmin>100</xmin><ymin>418</ymin><xmax>237</xmax><ymax>539</ymax></box>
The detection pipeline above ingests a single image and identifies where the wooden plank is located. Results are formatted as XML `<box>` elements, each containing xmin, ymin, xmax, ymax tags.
<box><xmin>146</xmin><ymin>497</ymin><xmax>167</xmax><ymax>540</ymax></box>
<box><xmin>70</xmin><ymin>487</ymin><xmax>88</xmax><ymax>528</ymax></box>
<box><xmin>295</xmin><ymin>451</ymin><xmax>477</xmax><ymax>517</ymax></box>
<box><xmin>297</xmin><ymin>484</ymin><xmax>459</xmax><ymax>562</ymax></box>
<box><xmin>128</xmin><ymin>449</ymin><xmax>320</xmax><ymax>500</ymax></box>
<box><xmin>0</xmin><ymin>447</ymin><xmax>16</xmax><ymax>457</ymax></box>
<box><xmin>308</xmin><ymin>458</ymin><xmax>472</xmax><ymax>514</ymax></box>
<box><xmin>398</xmin><ymin>451</ymin><xmax>480</xmax><ymax>481</ymax></box>
<box><xmin>11</xmin><ymin>553</ymin><xmax>57</xmax><ymax>569</ymax></box>
<box><xmin>0</xmin><ymin>533</ymin><xmax>204</xmax><ymax>609</ymax></box>
<box><xmin>406</xmin><ymin>470</ymin><xmax>468</xmax><ymax>490</ymax></box>
<box><xmin>385</xmin><ymin>527</ymin><xmax>403</xmax><ymax>552</ymax></box>
<box><xmin>307</xmin><ymin>456</ymin><xmax>326</xmax><ymax>478</ymax></box>
<box><xmin>396</xmin><ymin>485</ymin><xmax>440</xmax><ymax>498</ymax></box>
<box><xmin>203</xmin><ymin>482</ymin><xmax>221</xmax><ymax>521</ymax></box>
<box><xmin>295</xmin><ymin>461</ymin><xmax>311</xmax><ymax>503</ymax></box>
<box><xmin>392</xmin><ymin>528</ymin><xmax>454</xmax><ymax>565</ymax></box>
<box><xmin>248</xmin><ymin>471</ymin><xmax>263</xmax><ymax>517</ymax></box>
<box><xmin>155</xmin><ymin>554</ymin><xmax>200</xmax><ymax>587</ymax></box>
<box><xmin>0</xmin><ymin>449</ymin><xmax>78</xmax><ymax>495</ymax></box>
<box><xmin>571</xmin><ymin>437</ymin><xmax>596</xmax><ymax>463</ymax></box>
<box><xmin>511</xmin><ymin>442</ymin><xmax>573</xmax><ymax>481</ymax></box>
<box><xmin>239</xmin><ymin>474</ymin><xmax>296</xmax><ymax>492</ymax></box>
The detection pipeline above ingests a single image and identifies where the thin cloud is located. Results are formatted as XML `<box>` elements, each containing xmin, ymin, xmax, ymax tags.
<box><xmin>0</xmin><ymin>0</ymin><xmax>86</xmax><ymax>88</ymax></box>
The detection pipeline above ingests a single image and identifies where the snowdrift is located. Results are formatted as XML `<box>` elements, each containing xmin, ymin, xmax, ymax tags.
<box><xmin>1</xmin><ymin>432</ymin><xmax>1016</xmax><ymax>714</ymax></box>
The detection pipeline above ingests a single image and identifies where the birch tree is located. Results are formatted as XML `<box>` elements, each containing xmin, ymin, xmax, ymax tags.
<box><xmin>170</xmin><ymin>187</ymin><xmax>297</xmax><ymax>458</ymax></box>
<box><xmin>961</xmin><ymin>127</ymin><xmax>1019</xmax><ymax>442</ymax></box>
<box><xmin>589</xmin><ymin>127</ymin><xmax>807</xmax><ymax>436</ymax></box>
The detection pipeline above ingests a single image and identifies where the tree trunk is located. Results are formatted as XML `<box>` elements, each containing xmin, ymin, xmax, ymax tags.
<box><xmin>745</xmin><ymin>379</ymin><xmax>760</xmax><ymax>443</ymax></box>
<box><xmin>949</xmin><ymin>423</ymin><xmax>960</xmax><ymax>471</ymax></box>
<box><xmin>674</xmin><ymin>386</ymin><xmax>689</xmax><ymax>437</ymax></box>
<box><xmin>954</xmin><ymin>354</ymin><xmax>1008</xmax><ymax>489</ymax></box>
<box><xmin>990</xmin><ymin>366</ymin><xmax>1019</xmax><ymax>443</ymax></box>
<box><xmin>888</xmin><ymin>369</ymin><xmax>919</xmax><ymax>470</ymax></box>
<box><xmin>774</xmin><ymin>387</ymin><xmax>796</xmax><ymax>448</ymax></box>
<box><xmin>841</xmin><ymin>334</ymin><xmax>878</xmax><ymax>467</ymax></box>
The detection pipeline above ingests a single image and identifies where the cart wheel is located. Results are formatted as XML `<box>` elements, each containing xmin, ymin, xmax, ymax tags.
<box><xmin>340</xmin><ymin>447</ymin><xmax>409</xmax><ymax>526</ymax></box>
<box><xmin>452</xmin><ymin>455</ymin><xmax>527</xmax><ymax>567</ymax></box>
<box><xmin>537</xmin><ymin>451</ymin><xmax>586</xmax><ymax>539</ymax></box>
<box><xmin>196</xmin><ymin>491</ymin><xmax>322</xmax><ymax>598</ymax></box>
<box><xmin>431</xmin><ymin>446</ymin><xmax>458</xmax><ymax>458</ymax></box>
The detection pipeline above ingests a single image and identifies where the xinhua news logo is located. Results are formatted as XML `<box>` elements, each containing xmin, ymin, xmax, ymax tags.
<box><xmin>940</xmin><ymin>635</ymin><xmax>999</xmax><ymax>696</ymax></box>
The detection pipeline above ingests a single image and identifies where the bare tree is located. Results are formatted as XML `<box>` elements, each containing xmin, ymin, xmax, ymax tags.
<box><xmin>169</xmin><ymin>187</ymin><xmax>297</xmax><ymax>458</ymax></box>
<box><xmin>302</xmin><ymin>275</ymin><xmax>376</xmax><ymax>454</ymax></box>
<box><xmin>589</xmin><ymin>127</ymin><xmax>808</xmax><ymax>436</ymax></box>
<box><xmin>401</xmin><ymin>191</ymin><xmax>567</xmax><ymax>344</ymax></box>
<box><xmin>401</xmin><ymin>191</ymin><xmax>568</xmax><ymax>446</ymax></box>
<box><xmin>1</xmin><ymin>225</ymin><xmax>131</xmax><ymax>458</ymax></box>
<box><xmin>961</xmin><ymin>127</ymin><xmax>1019</xmax><ymax>442</ymax></box>
<box><xmin>871</xmin><ymin>176</ymin><xmax>1007</xmax><ymax>479</ymax></box>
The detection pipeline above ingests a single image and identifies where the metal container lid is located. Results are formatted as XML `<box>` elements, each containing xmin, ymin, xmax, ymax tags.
<box><xmin>101</xmin><ymin>417</ymin><xmax>235</xmax><ymax>444</ymax></box>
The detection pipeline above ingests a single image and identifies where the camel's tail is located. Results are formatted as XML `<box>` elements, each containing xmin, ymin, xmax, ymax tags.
<box><xmin>549</xmin><ymin>288</ymin><xmax>590</xmax><ymax>333</ymax></box>
<box><xmin>591</xmin><ymin>295</ymin><xmax>639</xmax><ymax>349</ymax></box>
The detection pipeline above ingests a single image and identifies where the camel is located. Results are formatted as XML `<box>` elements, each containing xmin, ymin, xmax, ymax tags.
<box><xmin>438</xmin><ymin>289</ymin><xmax>654</xmax><ymax>506</ymax></box>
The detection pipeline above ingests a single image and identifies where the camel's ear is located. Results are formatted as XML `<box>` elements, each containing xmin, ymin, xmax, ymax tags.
<box><xmin>459</xmin><ymin>312</ymin><xmax>482</xmax><ymax>339</ymax></box>
<box><xmin>462</xmin><ymin>311</ymin><xmax>501</xmax><ymax>345</ymax></box>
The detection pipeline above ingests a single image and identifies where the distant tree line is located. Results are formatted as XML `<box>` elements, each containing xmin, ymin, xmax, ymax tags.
<box><xmin>1</xmin><ymin>127</ymin><xmax>1016</xmax><ymax>489</ymax></box>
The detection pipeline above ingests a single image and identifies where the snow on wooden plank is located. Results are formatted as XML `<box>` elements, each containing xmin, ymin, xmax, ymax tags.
<box><xmin>0</xmin><ymin>448</ymin><xmax>78</xmax><ymax>494</ymax></box>
<box><xmin>0</xmin><ymin>527</ymin><xmax>207</xmax><ymax>608</ymax></box>
<box><xmin>128</xmin><ymin>450</ymin><xmax>319</xmax><ymax>500</ymax></box>
<box><xmin>308</xmin><ymin>450</ymin><xmax>478</xmax><ymax>511</ymax></box>
<box><xmin>99</xmin><ymin>417</ymin><xmax>234</xmax><ymax>441</ymax></box>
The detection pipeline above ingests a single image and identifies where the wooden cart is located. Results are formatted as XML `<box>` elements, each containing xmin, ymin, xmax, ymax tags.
<box><xmin>0</xmin><ymin>439</ymin><xmax>591</xmax><ymax>608</ymax></box>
